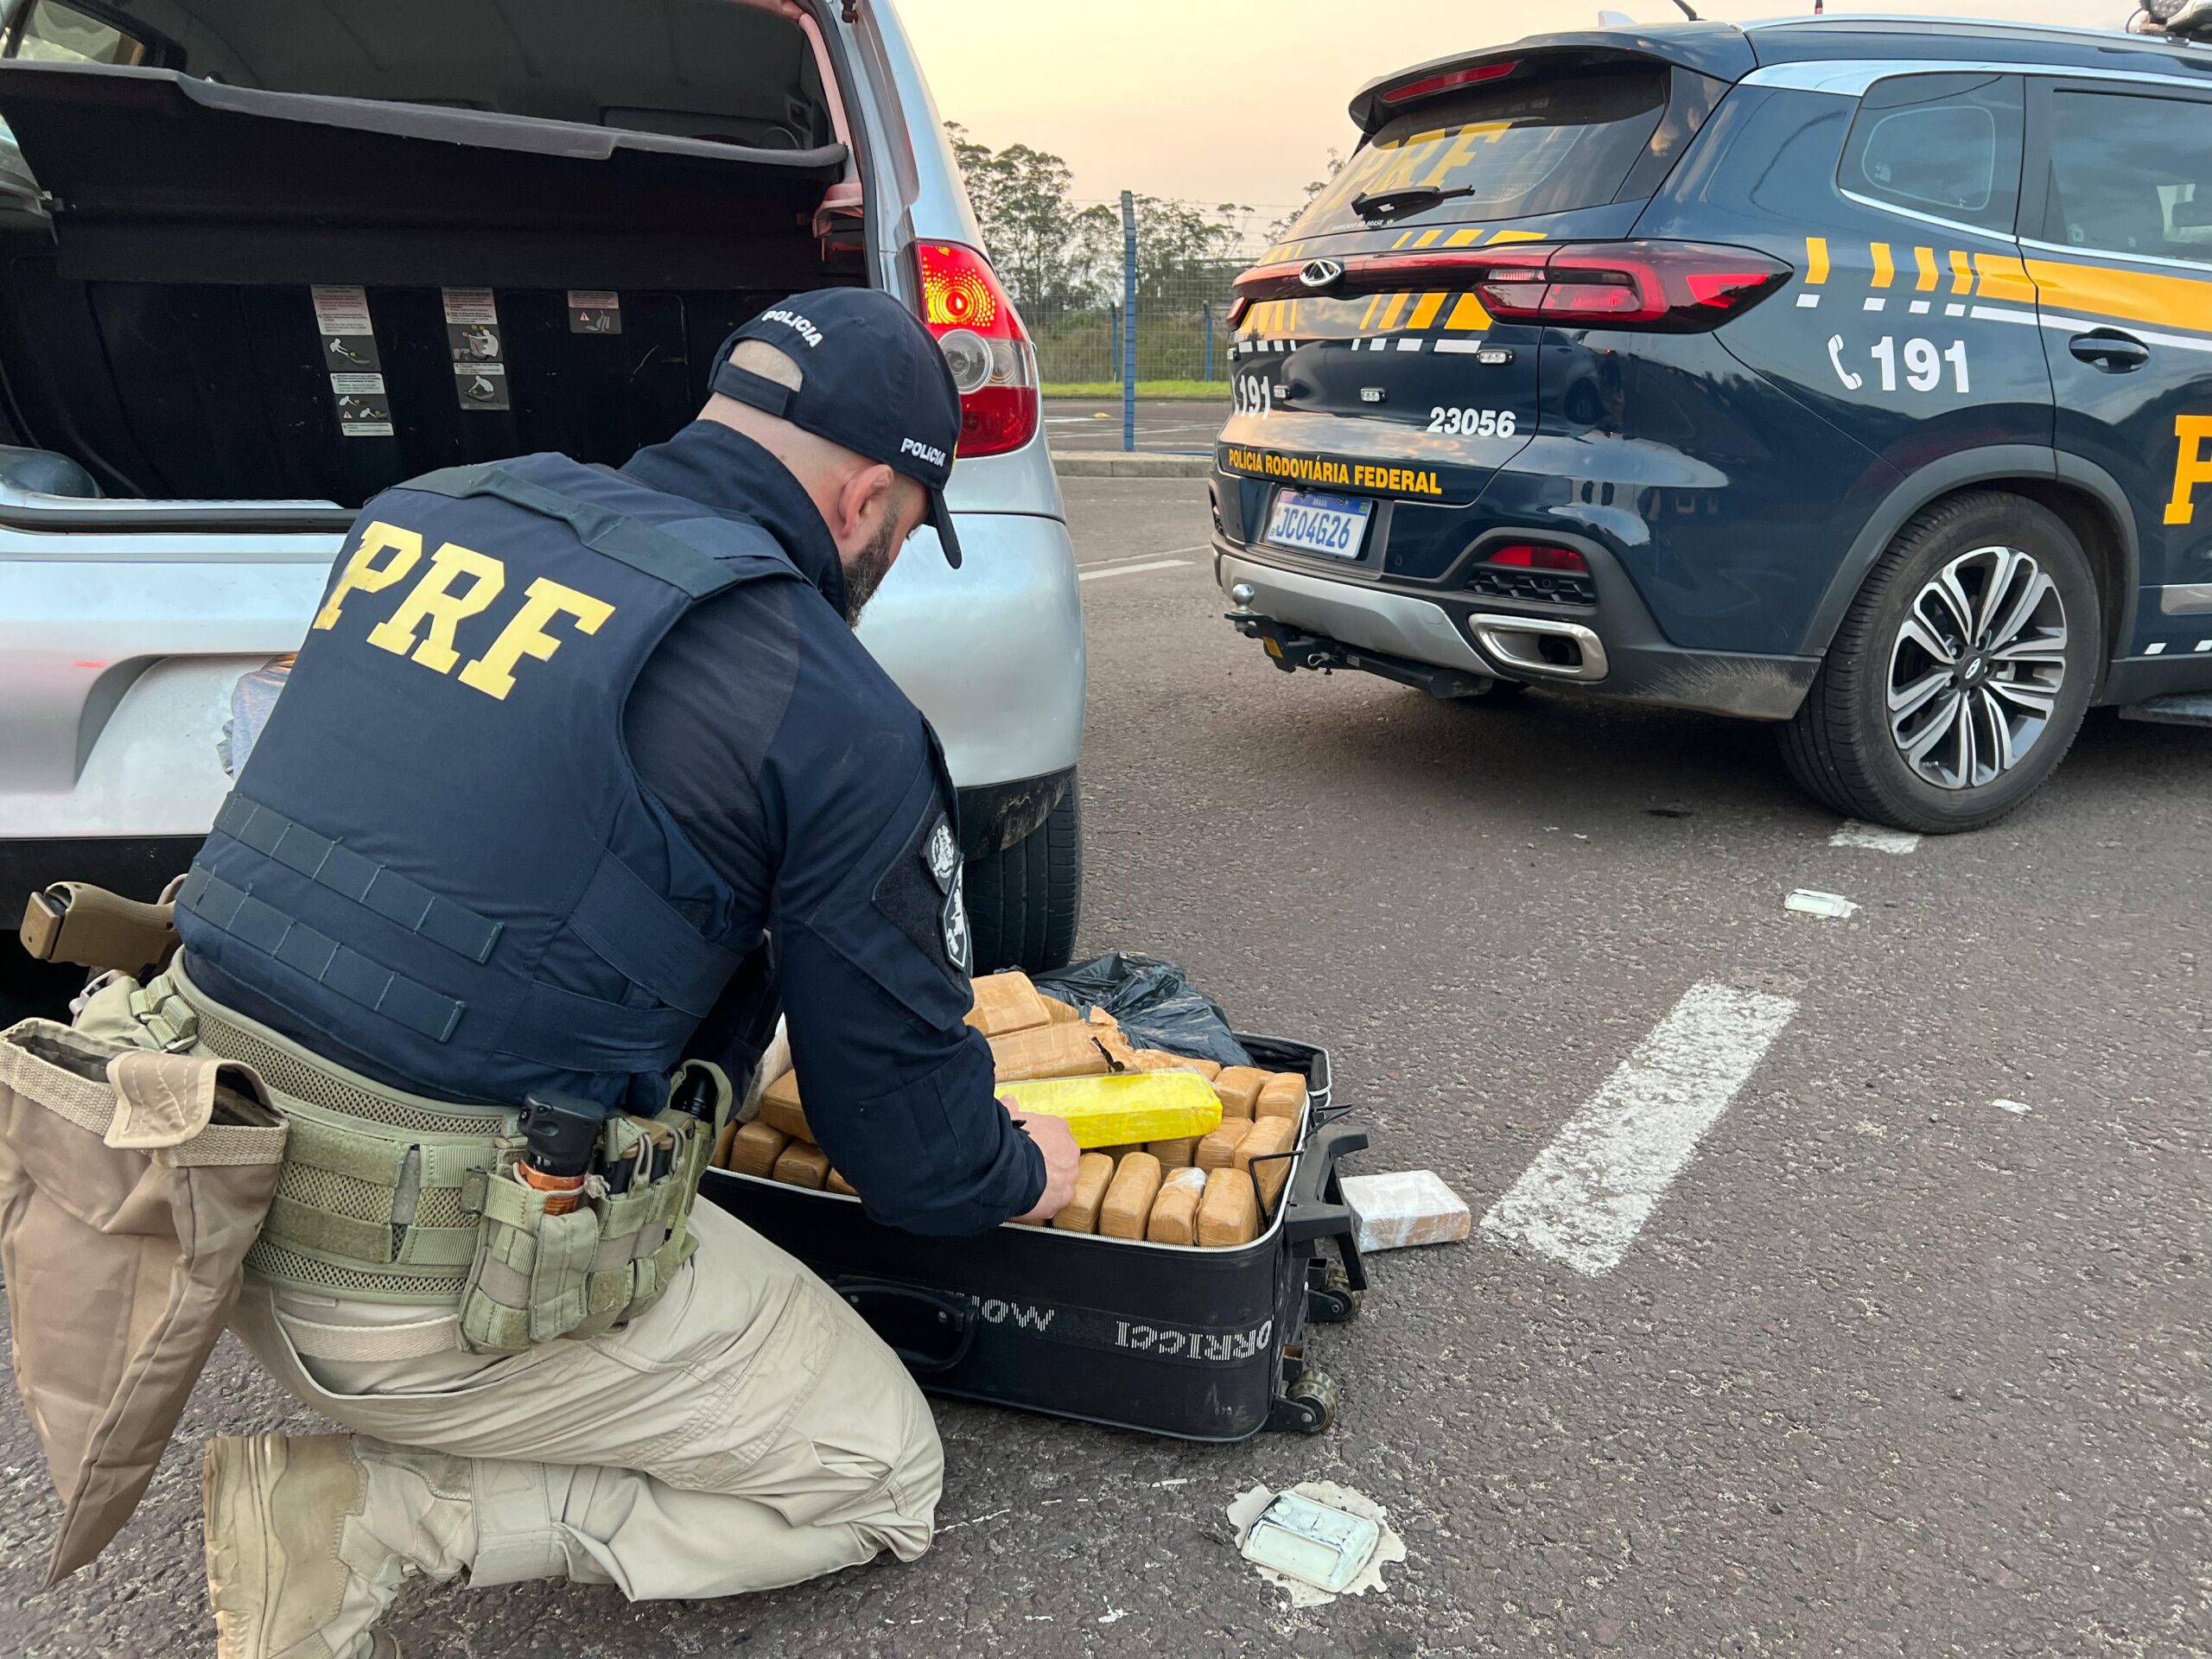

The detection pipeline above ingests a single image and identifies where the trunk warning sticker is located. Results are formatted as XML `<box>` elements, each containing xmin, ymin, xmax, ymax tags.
<box><xmin>455</xmin><ymin>362</ymin><xmax>511</xmax><ymax>412</ymax></box>
<box><xmin>313</xmin><ymin>288</ymin><xmax>391</xmax><ymax>436</ymax></box>
<box><xmin>568</xmin><ymin>290</ymin><xmax>622</xmax><ymax>334</ymax></box>
<box><xmin>329</xmin><ymin>373</ymin><xmax>393</xmax><ymax>439</ymax></box>
<box><xmin>442</xmin><ymin>288</ymin><xmax>503</xmax><ymax>363</ymax></box>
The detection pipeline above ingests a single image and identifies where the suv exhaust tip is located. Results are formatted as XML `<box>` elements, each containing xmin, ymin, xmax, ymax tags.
<box><xmin>1467</xmin><ymin>613</ymin><xmax>1610</xmax><ymax>682</ymax></box>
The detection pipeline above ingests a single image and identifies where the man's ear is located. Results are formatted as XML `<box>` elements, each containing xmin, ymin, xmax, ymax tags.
<box><xmin>830</xmin><ymin>463</ymin><xmax>899</xmax><ymax>544</ymax></box>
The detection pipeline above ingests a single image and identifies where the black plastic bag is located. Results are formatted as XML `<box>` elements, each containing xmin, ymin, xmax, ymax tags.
<box><xmin>1030</xmin><ymin>952</ymin><xmax>1254</xmax><ymax>1068</ymax></box>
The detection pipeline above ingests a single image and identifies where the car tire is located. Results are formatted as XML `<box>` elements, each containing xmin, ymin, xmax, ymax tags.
<box><xmin>1781</xmin><ymin>491</ymin><xmax>2100</xmax><ymax>834</ymax></box>
<box><xmin>964</xmin><ymin>781</ymin><xmax>1082</xmax><ymax>974</ymax></box>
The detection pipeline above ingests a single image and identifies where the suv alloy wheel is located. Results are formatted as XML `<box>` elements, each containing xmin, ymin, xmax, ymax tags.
<box><xmin>1782</xmin><ymin>492</ymin><xmax>2101</xmax><ymax>833</ymax></box>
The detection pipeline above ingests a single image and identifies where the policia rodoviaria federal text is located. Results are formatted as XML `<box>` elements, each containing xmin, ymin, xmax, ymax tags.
<box><xmin>2</xmin><ymin>288</ymin><xmax>1083</xmax><ymax>1656</ymax></box>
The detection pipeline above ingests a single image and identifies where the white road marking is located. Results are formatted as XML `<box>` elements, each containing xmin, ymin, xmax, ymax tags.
<box><xmin>1993</xmin><ymin>1099</ymin><xmax>2032</xmax><ymax>1116</ymax></box>
<box><xmin>1785</xmin><ymin>888</ymin><xmax>1861</xmax><ymax>918</ymax></box>
<box><xmin>1479</xmin><ymin>983</ymin><xmax>1800</xmax><ymax>1275</ymax></box>
<box><xmin>1079</xmin><ymin>558</ymin><xmax>1192</xmax><ymax>582</ymax></box>
<box><xmin>1830</xmin><ymin>820</ymin><xmax>1923</xmax><ymax>855</ymax></box>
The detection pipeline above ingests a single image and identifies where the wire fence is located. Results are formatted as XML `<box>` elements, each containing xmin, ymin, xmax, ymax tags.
<box><xmin>1007</xmin><ymin>198</ymin><xmax>1296</xmax><ymax>403</ymax></box>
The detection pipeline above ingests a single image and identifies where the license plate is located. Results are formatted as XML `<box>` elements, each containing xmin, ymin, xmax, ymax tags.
<box><xmin>1266</xmin><ymin>489</ymin><xmax>1371</xmax><ymax>559</ymax></box>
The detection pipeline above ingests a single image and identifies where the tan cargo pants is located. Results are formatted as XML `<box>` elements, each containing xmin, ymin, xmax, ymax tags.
<box><xmin>78</xmin><ymin>979</ymin><xmax>942</xmax><ymax>1601</ymax></box>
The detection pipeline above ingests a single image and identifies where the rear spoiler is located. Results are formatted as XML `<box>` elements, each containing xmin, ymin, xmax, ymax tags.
<box><xmin>1346</xmin><ymin>25</ymin><xmax>1755</xmax><ymax>133</ymax></box>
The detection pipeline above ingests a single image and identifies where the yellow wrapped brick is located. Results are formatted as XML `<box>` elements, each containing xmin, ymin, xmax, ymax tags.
<box><xmin>997</xmin><ymin>1071</ymin><xmax>1222</xmax><ymax>1150</ymax></box>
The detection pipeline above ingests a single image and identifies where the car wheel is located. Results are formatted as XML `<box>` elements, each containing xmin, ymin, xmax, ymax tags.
<box><xmin>1782</xmin><ymin>491</ymin><xmax>2099</xmax><ymax>834</ymax></box>
<box><xmin>964</xmin><ymin>781</ymin><xmax>1081</xmax><ymax>974</ymax></box>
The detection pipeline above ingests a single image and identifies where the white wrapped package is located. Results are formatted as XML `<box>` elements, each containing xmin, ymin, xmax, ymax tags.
<box><xmin>1338</xmin><ymin>1171</ymin><xmax>1471</xmax><ymax>1253</ymax></box>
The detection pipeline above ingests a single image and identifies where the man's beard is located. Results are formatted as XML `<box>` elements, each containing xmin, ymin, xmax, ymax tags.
<box><xmin>841</xmin><ymin>512</ymin><xmax>901</xmax><ymax>627</ymax></box>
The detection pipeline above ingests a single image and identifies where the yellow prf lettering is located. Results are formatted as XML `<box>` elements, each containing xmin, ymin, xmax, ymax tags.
<box><xmin>312</xmin><ymin>521</ymin><xmax>422</xmax><ymax>632</ymax></box>
<box><xmin>2164</xmin><ymin>415</ymin><xmax>2212</xmax><ymax>526</ymax></box>
<box><xmin>365</xmin><ymin>543</ymin><xmax>506</xmax><ymax>673</ymax></box>
<box><xmin>458</xmin><ymin>577</ymin><xmax>614</xmax><ymax>701</ymax></box>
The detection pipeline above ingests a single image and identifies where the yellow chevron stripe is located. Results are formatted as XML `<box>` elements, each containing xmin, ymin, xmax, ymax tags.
<box><xmin>1444</xmin><ymin>293</ymin><xmax>1492</xmax><ymax>331</ymax></box>
<box><xmin>1446</xmin><ymin>227</ymin><xmax>1485</xmax><ymax>247</ymax></box>
<box><xmin>1408</xmin><ymin>290</ymin><xmax>1447</xmax><ymax>329</ymax></box>
<box><xmin>1914</xmin><ymin>245</ymin><xmax>1939</xmax><ymax>291</ymax></box>
<box><xmin>1805</xmin><ymin>236</ymin><xmax>1830</xmax><ymax>283</ymax></box>
<box><xmin>1392</xmin><ymin>230</ymin><xmax>1415</xmax><ymax>251</ymax></box>
<box><xmin>2025</xmin><ymin>257</ymin><xmax>2212</xmax><ymax>335</ymax></box>
<box><xmin>1973</xmin><ymin>252</ymin><xmax>2034</xmax><ymax>304</ymax></box>
<box><xmin>1870</xmin><ymin>242</ymin><xmax>1894</xmax><ymax>289</ymax></box>
<box><xmin>1487</xmin><ymin>230</ymin><xmax>1548</xmax><ymax>246</ymax></box>
<box><xmin>1949</xmin><ymin>249</ymin><xmax>1974</xmax><ymax>294</ymax></box>
<box><xmin>1413</xmin><ymin>229</ymin><xmax>1444</xmax><ymax>249</ymax></box>
<box><xmin>1378</xmin><ymin>291</ymin><xmax>1413</xmax><ymax>331</ymax></box>
<box><xmin>1360</xmin><ymin>293</ymin><xmax>1384</xmax><ymax>330</ymax></box>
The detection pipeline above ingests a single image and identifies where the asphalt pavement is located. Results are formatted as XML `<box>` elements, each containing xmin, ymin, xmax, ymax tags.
<box><xmin>7</xmin><ymin>476</ymin><xmax>2209</xmax><ymax>1656</ymax></box>
<box><xmin>1044</xmin><ymin>397</ymin><xmax>1225</xmax><ymax>454</ymax></box>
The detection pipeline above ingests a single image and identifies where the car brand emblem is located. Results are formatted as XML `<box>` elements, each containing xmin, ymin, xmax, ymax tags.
<box><xmin>1299</xmin><ymin>258</ymin><xmax>1345</xmax><ymax>290</ymax></box>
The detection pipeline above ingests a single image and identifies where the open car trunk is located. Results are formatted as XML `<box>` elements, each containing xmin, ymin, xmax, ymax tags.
<box><xmin>0</xmin><ymin>52</ymin><xmax>861</xmax><ymax>514</ymax></box>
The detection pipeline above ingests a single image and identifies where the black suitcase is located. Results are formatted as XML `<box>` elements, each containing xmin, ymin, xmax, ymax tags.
<box><xmin>701</xmin><ymin>1035</ymin><xmax>1368</xmax><ymax>1440</ymax></box>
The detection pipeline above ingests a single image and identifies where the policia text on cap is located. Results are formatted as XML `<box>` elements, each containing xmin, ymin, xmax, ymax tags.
<box><xmin>68</xmin><ymin>289</ymin><xmax>1084</xmax><ymax>1656</ymax></box>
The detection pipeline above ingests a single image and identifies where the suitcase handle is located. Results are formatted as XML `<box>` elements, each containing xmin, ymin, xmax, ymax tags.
<box><xmin>830</xmin><ymin>1279</ymin><xmax>976</xmax><ymax>1375</ymax></box>
<box><xmin>1281</xmin><ymin>1121</ymin><xmax>1369</xmax><ymax>1288</ymax></box>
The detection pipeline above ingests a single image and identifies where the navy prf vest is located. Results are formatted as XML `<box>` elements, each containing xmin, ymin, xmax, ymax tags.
<box><xmin>176</xmin><ymin>454</ymin><xmax>801</xmax><ymax>1113</ymax></box>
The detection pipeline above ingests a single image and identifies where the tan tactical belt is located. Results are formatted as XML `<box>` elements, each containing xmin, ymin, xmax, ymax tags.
<box><xmin>142</xmin><ymin>959</ymin><xmax>725</xmax><ymax>1359</ymax></box>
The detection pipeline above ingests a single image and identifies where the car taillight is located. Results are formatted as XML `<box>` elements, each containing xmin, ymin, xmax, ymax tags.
<box><xmin>1475</xmin><ymin>241</ymin><xmax>1791</xmax><ymax>332</ymax></box>
<box><xmin>914</xmin><ymin>241</ymin><xmax>1039</xmax><ymax>458</ymax></box>
<box><xmin>1232</xmin><ymin>241</ymin><xmax>1790</xmax><ymax>334</ymax></box>
<box><xmin>1486</xmin><ymin>543</ymin><xmax>1588</xmax><ymax>573</ymax></box>
<box><xmin>1380</xmin><ymin>58</ymin><xmax>1517</xmax><ymax>105</ymax></box>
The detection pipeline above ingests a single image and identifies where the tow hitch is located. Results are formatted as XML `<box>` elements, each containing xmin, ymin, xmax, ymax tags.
<box><xmin>1225</xmin><ymin>612</ymin><xmax>1497</xmax><ymax>701</ymax></box>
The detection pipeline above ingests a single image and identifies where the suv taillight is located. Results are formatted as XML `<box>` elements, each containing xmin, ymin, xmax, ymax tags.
<box><xmin>1475</xmin><ymin>241</ymin><xmax>1791</xmax><ymax>332</ymax></box>
<box><xmin>1232</xmin><ymin>239</ymin><xmax>1791</xmax><ymax>334</ymax></box>
<box><xmin>914</xmin><ymin>241</ymin><xmax>1039</xmax><ymax>457</ymax></box>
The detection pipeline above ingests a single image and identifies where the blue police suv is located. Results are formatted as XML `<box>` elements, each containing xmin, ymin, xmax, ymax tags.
<box><xmin>1215</xmin><ymin>14</ymin><xmax>2212</xmax><ymax>832</ymax></box>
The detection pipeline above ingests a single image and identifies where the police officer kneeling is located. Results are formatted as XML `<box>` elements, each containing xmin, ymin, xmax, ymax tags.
<box><xmin>76</xmin><ymin>289</ymin><xmax>1083</xmax><ymax>1656</ymax></box>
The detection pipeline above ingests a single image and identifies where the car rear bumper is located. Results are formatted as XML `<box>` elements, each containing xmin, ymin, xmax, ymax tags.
<box><xmin>1215</xmin><ymin>540</ymin><xmax>1819</xmax><ymax>721</ymax></box>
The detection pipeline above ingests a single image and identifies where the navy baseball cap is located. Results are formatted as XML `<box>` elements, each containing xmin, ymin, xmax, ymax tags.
<box><xmin>711</xmin><ymin>288</ymin><xmax>965</xmax><ymax>568</ymax></box>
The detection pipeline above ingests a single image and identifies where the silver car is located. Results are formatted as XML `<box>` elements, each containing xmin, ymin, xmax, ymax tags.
<box><xmin>0</xmin><ymin>0</ymin><xmax>1084</xmax><ymax>1016</ymax></box>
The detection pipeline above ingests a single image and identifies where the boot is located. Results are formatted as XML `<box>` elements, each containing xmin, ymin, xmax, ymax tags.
<box><xmin>203</xmin><ymin>1433</ymin><xmax>474</xmax><ymax>1659</ymax></box>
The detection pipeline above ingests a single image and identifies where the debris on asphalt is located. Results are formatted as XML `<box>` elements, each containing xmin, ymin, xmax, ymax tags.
<box><xmin>1829</xmin><ymin>821</ymin><xmax>1923</xmax><ymax>855</ymax></box>
<box><xmin>1993</xmin><ymin>1099</ymin><xmax>2032</xmax><ymax>1115</ymax></box>
<box><xmin>1227</xmin><ymin>1480</ymin><xmax>1405</xmax><ymax>1607</ymax></box>
<box><xmin>1339</xmin><ymin>1170</ymin><xmax>1471</xmax><ymax>1252</ymax></box>
<box><xmin>1784</xmin><ymin>889</ymin><xmax>1861</xmax><ymax>919</ymax></box>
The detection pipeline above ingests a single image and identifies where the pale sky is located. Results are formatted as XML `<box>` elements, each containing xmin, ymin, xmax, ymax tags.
<box><xmin>898</xmin><ymin>0</ymin><xmax>2125</xmax><ymax>213</ymax></box>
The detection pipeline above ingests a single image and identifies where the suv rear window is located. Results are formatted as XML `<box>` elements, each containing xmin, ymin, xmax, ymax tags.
<box><xmin>1290</xmin><ymin>67</ymin><xmax>1670</xmax><ymax>237</ymax></box>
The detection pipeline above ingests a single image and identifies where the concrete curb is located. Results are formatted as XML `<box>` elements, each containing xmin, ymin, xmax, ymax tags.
<box><xmin>1051</xmin><ymin>453</ymin><xmax>1212</xmax><ymax>479</ymax></box>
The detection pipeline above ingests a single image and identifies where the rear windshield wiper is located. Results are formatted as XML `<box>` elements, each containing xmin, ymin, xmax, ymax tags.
<box><xmin>1349</xmin><ymin>183</ymin><xmax>1478</xmax><ymax>223</ymax></box>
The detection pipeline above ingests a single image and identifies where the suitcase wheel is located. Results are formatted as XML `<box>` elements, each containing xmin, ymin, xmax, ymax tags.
<box><xmin>1269</xmin><ymin>1370</ymin><xmax>1338</xmax><ymax>1435</ymax></box>
<box><xmin>1306</xmin><ymin>1261</ymin><xmax>1362</xmax><ymax>1325</ymax></box>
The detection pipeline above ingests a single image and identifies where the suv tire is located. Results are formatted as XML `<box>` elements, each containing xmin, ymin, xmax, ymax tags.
<box><xmin>1782</xmin><ymin>491</ymin><xmax>2100</xmax><ymax>834</ymax></box>
<box><xmin>965</xmin><ymin>781</ymin><xmax>1082</xmax><ymax>974</ymax></box>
